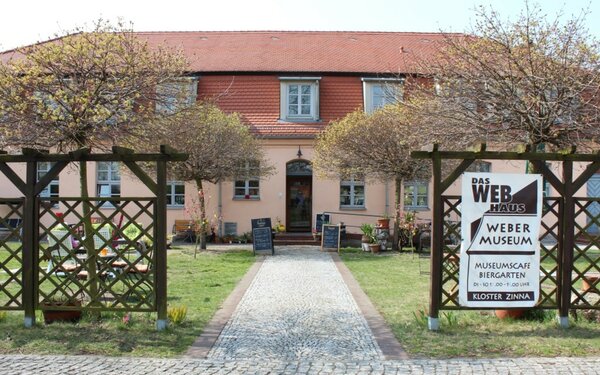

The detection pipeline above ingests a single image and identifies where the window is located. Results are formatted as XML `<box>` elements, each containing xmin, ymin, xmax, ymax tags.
<box><xmin>466</xmin><ymin>161</ymin><xmax>491</xmax><ymax>173</ymax></box>
<box><xmin>37</xmin><ymin>162</ymin><xmax>59</xmax><ymax>207</ymax></box>
<box><xmin>156</xmin><ymin>78</ymin><xmax>198</xmax><ymax>114</ymax></box>
<box><xmin>340</xmin><ymin>176</ymin><xmax>365</xmax><ymax>208</ymax></box>
<box><xmin>96</xmin><ymin>162</ymin><xmax>120</xmax><ymax>206</ymax></box>
<box><xmin>234</xmin><ymin>162</ymin><xmax>260</xmax><ymax>199</ymax></box>
<box><xmin>362</xmin><ymin>79</ymin><xmax>403</xmax><ymax>113</ymax></box>
<box><xmin>280</xmin><ymin>78</ymin><xmax>320</xmax><ymax>121</ymax></box>
<box><xmin>167</xmin><ymin>181</ymin><xmax>185</xmax><ymax>207</ymax></box>
<box><xmin>404</xmin><ymin>181</ymin><xmax>428</xmax><ymax>209</ymax></box>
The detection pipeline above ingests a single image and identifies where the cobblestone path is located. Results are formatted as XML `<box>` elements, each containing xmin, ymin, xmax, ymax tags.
<box><xmin>208</xmin><ymin>247</ymin><xmax>383</xmax><ymax>361</ymax></box>
<box><xmin>2</xmin><ymin>355</ymin><xmax>599</xmax><ymax>374</ymax></box>
<box><xmin>2</xmin><ymin>246</ymin><xmax>600</xmax><ymax>373</ymax></box>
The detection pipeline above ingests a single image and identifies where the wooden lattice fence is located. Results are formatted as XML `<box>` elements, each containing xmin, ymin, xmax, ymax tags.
<box><xmin>412</xmin><ymin>144</ymin><xmax>600</xmax><ymax>330</ymax></box>
<box><xmin>0</xmin><ymin>146</ymin><xmax>187</xmax><ymax>329</ymax></box>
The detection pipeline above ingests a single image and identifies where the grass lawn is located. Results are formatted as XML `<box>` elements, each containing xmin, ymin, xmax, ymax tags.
<box><xmin>0</xmin><ymin>245</ymin><xmax>254</xmax><ymax>357</ymax></box>
<box><xmin>340</xmin><ymin>248</ymin><xmax>600</xmax><ymax>359</ymax></box>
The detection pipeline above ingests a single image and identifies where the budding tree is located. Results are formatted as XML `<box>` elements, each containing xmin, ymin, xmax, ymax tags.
<box><xmin>313</xmin><ymin>106</ymin><xmax>430</xmax><ymax>250</ymax></box>
<box><xmin>409</xmin><ymin>3</ymin><xmax>600</xmax><ymax>151</ymax></box>
<box><xmin>149</xmin><ymin>102</ymin><xmax>274</xmax><ymax>250</ymax></box>
<box><xmin>0</xmin><ymin>20</ymin><xmax>188</xmax><ymax>304</ymax></box>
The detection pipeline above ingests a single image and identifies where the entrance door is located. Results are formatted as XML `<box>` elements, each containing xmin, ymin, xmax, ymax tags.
<box><xmin>286</xmin><ymin>160</ymin><xmax>312</xmax><ymax>232</ymax></box>
<box><xmin>588</xmin><ymin>174</ymin><xmax>600</xmax><ymax>234</ymax></box>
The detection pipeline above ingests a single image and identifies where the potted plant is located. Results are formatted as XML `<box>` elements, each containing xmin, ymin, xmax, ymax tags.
<box><xmin>376</xmin><ymin>215</ymin><xmax>390</xmax><ymax>230</ymax></box>
<box><xmin>40</xmin><ymin>290</ymin><xmax>83</xmax><ymax>324</ymax></box>
<box><xmin>494</xmin><ymin>308</ymin><xmax>527</xmax><ymax>319</ymax></box>
<box><xmin>360</xmin><ymin>223</ymin><xmax>374</xmax><ymax>252</ymax></box>
<box><xmin>368</xmin><ymin>233</ymin><xmax>381</xmax><ymax>254</ymax></box>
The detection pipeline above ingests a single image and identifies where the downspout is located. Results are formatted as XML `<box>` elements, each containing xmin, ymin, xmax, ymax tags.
<box><xmin>218</xmin><ymin>181</ymin><xmax>223</xmax><ymax>237</ymax></box>
<box><xmin>385</xmin><ymin>181</ymin><xmax>390</xmax><ymax>216</ymax></box>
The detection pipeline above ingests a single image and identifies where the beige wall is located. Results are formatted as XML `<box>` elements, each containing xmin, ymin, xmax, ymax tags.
<box><xmin>202</xmin><ymin>139</ymin><xmax>395</xmax><ymax>235</ymax></box>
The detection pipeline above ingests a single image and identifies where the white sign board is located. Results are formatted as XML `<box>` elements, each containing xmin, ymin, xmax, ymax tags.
<box><xmin>459</xmin><ymin>173</ymin><xmax>542</xmax><ymax>308</ymax></box>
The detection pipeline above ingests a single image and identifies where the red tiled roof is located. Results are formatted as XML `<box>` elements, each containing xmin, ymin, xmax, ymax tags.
<box><xmin>2</xmin><ymin>31</ymin><xmax>450</xmax><ymax>74</ymax></box>
<box><xmin>138</xmin><ymin>31</ymin><xmax>450</xmax><ymax>74</ymax></box>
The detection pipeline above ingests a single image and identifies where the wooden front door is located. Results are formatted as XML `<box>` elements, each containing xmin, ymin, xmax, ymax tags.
<box><xmin>286</xmin><ymin>176</ymin><xmax>312</xmax><ymax>232</ymax></box>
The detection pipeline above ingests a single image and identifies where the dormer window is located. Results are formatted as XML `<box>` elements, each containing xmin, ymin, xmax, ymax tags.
<box><xmin>362</xmin><ymin>78</ymin><xmax>404</xmax><ymax>113</ymax></box>
<box><xmin>279</xmin><ymin>77</ymin><xmax>320</xmax><ymax>122</ymax></box>
<box><xmin>156</xmin><ymin>77</ymin><xmax>199</xmax><ymax>114</ymax></box>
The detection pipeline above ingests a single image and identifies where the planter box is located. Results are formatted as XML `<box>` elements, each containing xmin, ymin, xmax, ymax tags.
<box><xmin>41</xmin><ymin>302</ymin><xmax>82</xmax><ymax>324</ymax></box>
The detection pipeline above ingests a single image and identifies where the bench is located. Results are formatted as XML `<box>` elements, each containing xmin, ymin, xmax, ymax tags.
<box><xmin>0</xmin><ymin>218</ymin><xmax>22</xmax><ymax>241</ymax></box>
<box><xmin>172</xmin><ymin>220</ymin><xmax>199</xmax><ymax>242</ymax></box>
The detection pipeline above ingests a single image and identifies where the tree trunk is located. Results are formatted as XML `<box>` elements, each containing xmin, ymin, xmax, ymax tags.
<box><xmin>79</xmin><ymin>161</ymin><xmax>100</xmax><ymax>316</ymax></box>
<box><xmin>392</xmin><ymin>176</ymin><xmax>402</xmax><ymax>251</ymax></box>
<box><xmin>194</xmin><ymin>178</ymin><xmax>207</xmax><ymax>250</ymax></box>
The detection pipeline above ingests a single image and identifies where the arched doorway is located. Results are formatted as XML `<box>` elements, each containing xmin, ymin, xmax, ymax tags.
<box><xmin>286</xmin><ymin>160</ymin><xmax>312</xmax><ymax>232</ymax></box>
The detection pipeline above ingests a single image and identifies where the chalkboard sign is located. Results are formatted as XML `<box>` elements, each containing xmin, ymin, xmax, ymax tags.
<box><xmin>321</xmin><ymin>224</ymin><xmax>340</xmax><ymax>252</ymax></box>
<box><xmin>251</xmin><ymin>218</ymin><xmax>274</xmax><ymax>255</ymax></box>
<box><xmin>251</xmin><ymin>218</ymin><xmax>272</xmax><ymax>230</ymax></box>
<box><xmin>314</xmin><ymin>213</ymin><xmax>331</xmax><ymax>233</ymax></box>
<box><xmin>252</xmin><ymin>227</ymin><xmax>274</xmax><ymax>254</ymax></box>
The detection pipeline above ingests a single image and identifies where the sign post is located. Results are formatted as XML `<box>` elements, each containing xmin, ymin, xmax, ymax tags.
<box><xmin>251</xmin><ymin>218</ymin><xmax>274</xmax><ymax>255</ymax></box>
<box><xmin>459</xmin><ymin>173</ymin><xmax>542</xmax><ymax>308</ymax></box>
<box><xmin>321</xmin><ymin>224</ymin><xmax>340</xmax><ymax>252</ymax></box>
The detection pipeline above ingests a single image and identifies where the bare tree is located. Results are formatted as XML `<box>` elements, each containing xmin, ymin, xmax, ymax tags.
<box><xmin>409</xmin><ymin>2</ymin><xmax>600</xmax><ymax>151</ymax></box>
<box><xmin>313</xmin><ymin>106</ymin><xmax>429</xmax><ymax>250</ymax></box>
<box><xmin>150</xmin><ymin>102</ymin><xmax>274</xmax><ymax>250</ymax></box>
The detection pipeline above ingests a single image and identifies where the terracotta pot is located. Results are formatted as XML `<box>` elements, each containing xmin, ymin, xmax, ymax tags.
<box><xmin>494</xmin><ymin>309</ymin><xmax>526</xmax><ymax>319</ymax></box>
<box><xmin>376</xmin><ymin>218</ymin><xmax>390</xmax><ymax>229</ymax></box>
<box><xmin>42</xmin><ymin>304</ymin><xmax>82</xmax><ymax>324</ymax></box>
<box><xmin>368</xmin><ymin>243</ymin><xmax>381</xmax><ymax>253</ymax></box>
<box><xmin>361</xmin><ymin>235</ymin><xmax>370</xmax><ymax>243</ymax></box>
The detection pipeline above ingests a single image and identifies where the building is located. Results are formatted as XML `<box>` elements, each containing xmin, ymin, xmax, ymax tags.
<box><xmin>1</xmin><ymin>31</ymin><xmax>599</xmax><ymax>238</ymax></box>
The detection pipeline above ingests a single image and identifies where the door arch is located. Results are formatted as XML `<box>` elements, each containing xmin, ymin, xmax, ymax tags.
<box><xmin>286</xmin><ymin>160</ymin><xmax>312</xmax><ymax>232</ymax></box>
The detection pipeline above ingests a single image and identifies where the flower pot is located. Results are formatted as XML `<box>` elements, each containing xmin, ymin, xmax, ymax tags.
<box><xmin>41</xmin><ymin>302</ymin><xmax>82</xmax><ymax>324</ymax></box>
<box><xmin>368</xmin><ymin>243</ymin><xmax>381</xmax><ymax>253</ymax></box>
<box><xmin>494</xmin><ymin>309</ymin><xmax>526</xmax><ymax>319</ymax></box>
<box><xmin>376</xmin><ymin>218</ymin><xmax>390</xmax><ymax>229</ymax></box>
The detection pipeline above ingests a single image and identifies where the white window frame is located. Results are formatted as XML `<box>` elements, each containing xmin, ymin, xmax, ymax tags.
<box><xmin>96</xmin><ymin>161</ymin><xmax>120</xmax><ymax>207</ymax></box>
<box><xmin>37</xmin><ymin>162</ymin><xmax>59</xmax><ymax>207</ymax></box>
<box><xmin>340</xmin><ymin>176</ymin><xmax>365</xmax><ymax>209</ymax></box>
<box><xmin>466</xmin><ymin>161</ymin><xmax>491</xmax><ymax>173</ymax></box>
<box><xmin>167</xmin><ymin>181</ymin><xmax>185</xmax><ymax>207</ymax></box>
<box><xmin>234</xmin><ymin>162</ymin><xmax>260</xmax><ymax>200</ymax></box>
<box><xmin>404</xmin><ymin>180</ymin><xmax>429</xmax><ymax>209</ymax></box>
<box><xmin>362</xmin><ymin>78</ymin><xmax>404</xmax><ymax>113</ymax></box>
<box><xmin>279</xmin><ymin>77</ymin><xmax>320</xmax><ymax>122</ymax></box>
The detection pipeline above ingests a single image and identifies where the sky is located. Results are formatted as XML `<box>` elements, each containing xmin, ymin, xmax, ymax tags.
<box><xmin>1</xmin><ymin>0</ymin><xmax>598</xmax><ymax>51</ymax></box>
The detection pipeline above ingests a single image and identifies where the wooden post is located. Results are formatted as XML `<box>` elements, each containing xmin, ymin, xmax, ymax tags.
<box><xmin>155</xmin><ymin>159</ymin><xmax>168</xmax><ymax>331</ymax></box>
<box><xmin>22</xmin><ymin>161</ymin><xmax>37</xmax><ymax>327</ymax></box>
<box><xmin>428</xmin><ymin>148</ymin><xmax>443</xmax><ymax>331</ymax></box>
<box><xmin>559</xmin><ymin>160</ymin><xmax>574</xmax><ymax>328</ymax></box>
